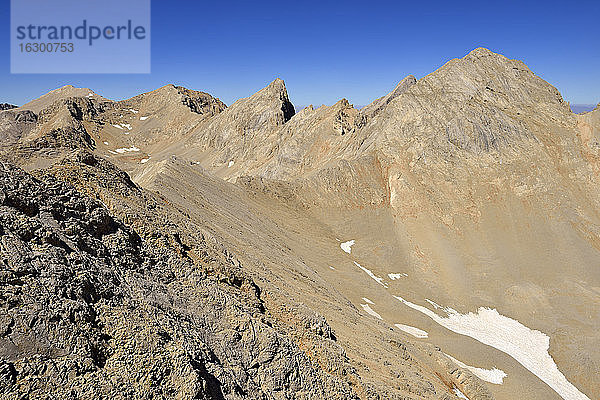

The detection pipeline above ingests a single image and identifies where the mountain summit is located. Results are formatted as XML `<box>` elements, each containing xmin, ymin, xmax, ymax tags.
<box><xmin>19</xmin><ymin>85</ymin><xmax>108</xmax><ymax>113</ymax></box>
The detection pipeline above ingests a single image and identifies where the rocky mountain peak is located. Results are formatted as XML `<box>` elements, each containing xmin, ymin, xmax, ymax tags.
<box><xmin>266</xmin><ymin>77</ymin><xmax>286</xmax><ymax>91</ymax></box>
<box><xmin>252</xmin><ymin>78</ymin><xmax>295</xmax><ymax>122</ymax></box>
<box><xmin>465</xmin><ymin>46</ymin><xmax>499</xmax><ymax>59</ymax></box>
<box><xmin>19</xmin><ymin>85</ymin><xmax>108</xmax><ymax>113</ymax></box>
<box><xmin>126</xmin><ymin>84</ymin><xmax>227</xmax><ymax>118</ymax></box>
<box><xmin>334</xmin><ymin>98</ymin><xmax>352</xmax><ymax>108</ymax></box>
<box><xmin>359</xmin><ymin>47</ymin><xmax>574</xmax><ymax>156</ymax></box>
<box><xmin>174</xmin><ymin>85</ymin><xmax>227</xmax><ymax>115</ymax></box>
<box><xmin>206</xmin><ymin>78</ymin><xmax>296</xmax><ymax>130</ymax></box>
<box><xmin>391</xmin><ymin>74</ymin><xmax>417</xmax><ymax>94</ymax></box>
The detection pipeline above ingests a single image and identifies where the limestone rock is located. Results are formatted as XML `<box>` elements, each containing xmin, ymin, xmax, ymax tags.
<box><xmin>185</xmin><ymin>78</ymin><xmax>295</xmax><ymax>164</ymax></box>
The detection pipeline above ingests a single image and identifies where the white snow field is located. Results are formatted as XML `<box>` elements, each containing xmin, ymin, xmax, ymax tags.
<box><xmin>115</xmin><ymin>146</ymin><xmax>140</xmax><ymax>154</ymax></box>
<box><xmin>362</xmin><ymin>297</ymin><xmax>374</xmax><ymax>304</ymax></box>
<box><xmin>393</xmin><ymin>296</ymin><xmax>590</xmax><ymax>400</ymax></box>
<box><xmin>360</xmin><ymin>303</ymin><xmax>382</xmax><ymax>320</ymax></box>
<box><xmin>394</xmin><ymin>323</ymin><xmax>428</xmax><ymax>338</ymax></box>
<box><xmin>444</xmin><ymin>353</ymin><xmax>506</xmax><ymax>384</ymax></box>
<box><xmin>354</xmin><ymin>261</ymin><xmax>387</xmax><ymax>287</ymax></box>
<box><xmin>453</xmin><ymin>387</ymin><xmax>469</xmax><ymax>399</ymax></box>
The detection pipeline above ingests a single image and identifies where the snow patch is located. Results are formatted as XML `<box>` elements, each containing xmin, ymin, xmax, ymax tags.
<box><xmin>453</xmin><ymin>387</ymin><xmax>469</xmax><ymax>399</ymax></box>
<box><xmin>112</xmin><ymin>123</ymin><xmax>132</xmax><ymax>131</ymax></box>
<box><xmin>139</xmin><ymin>116</ymin><xmax>148</xmax><ymax>121</ymax></box>
<box><xmin>329</xmin><ymin>266</ymin><xmax>336</xmax><ymax>270</ymax></box>
<box><xmin>425</xmin><ymin>298</ymin><xmax>442</xmax><ymax>309</ymax></box>
<box><xmin>129</xmin><ymin>108</ymin><xmax>139</xmax><ymax>113</ymax></box>
<box><xmin>362</xmin><ymin>297</ymin><xmax>374</xmax><ymax>305</ymax></box>
<box><xmin>87</xmin><ymin>92</ymin><xmax>94</xmax><ymax>97</ymax></box>
<box><xmin>340</xmin><ymin>240</ymin><xmax>355</xmax><ymax>253</ymax></box>
<box><xmin>115</xmin><ymin>146</ymin><xmax>140</xmax><ymax>154</ymax></box>
<box><xmin>103</xmin><ymin>141</ymin><xmax>109</xmax><ymax>145</ymax></box>
<box><xmin>228</xmin><ymin>160</ymin><xmax>235</xmax><ymax>168</ymax></box>
<box><xmin>393</xmin><ymin>296</ymin><xmax>590</xmax><ymax>400</ymax></box>
<box><xmin>360</xmin><ymin>304</ymin><xmax>382</xmax><ymax>320</ymax></box>
<box><xmin>394</xmin><ymin>324</ymin><xmax>428</xmax><ymax>338</ymax></box>
<box><xmin>444</xmin><ymin>353</ymin><xmax>506</xmax><ymax>385</ymax></box>
<box><xmin>354</xmin><ymin>261</ymin><xmax>387</xmax><ymax>287</ymax></box>
<box><xmin>388</xmin><ymin>273</ymin><xmax>408</xmax><ymax>280</ymax></box>
<box><xmin>140</xmin><ymin>157</ymin><xmax>150</xmax><ymax>164</ymax></box>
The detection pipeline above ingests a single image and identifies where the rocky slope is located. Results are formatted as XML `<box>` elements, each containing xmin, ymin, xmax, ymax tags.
<box><xmin>0</xmin><ymin>48</ymin><xmax>598</xmax><ymax>400</ymax></box>
<box><xmin>577</xmin><ymin>103</ymin><xmax>600</xmax><ymax>172</ymax></box>
<box><xmin>0</xmin><ymin>150</ymin><xmax>483</xmax><ymax>400</ymax></box>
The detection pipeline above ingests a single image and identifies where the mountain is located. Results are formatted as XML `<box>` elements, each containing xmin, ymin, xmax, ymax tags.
<box><xmin>0</xmin><ymin>48</ymin><xmax>597</xmax><ymax>400</ymax></box>
<box><xmin>1</xmin><ymin>84</ymin><xmax>226</xmax><ymax>171</ymax></box>
<box><xmin>19</xmin><ymin>85</ymin><xmax>108</xmax><ymax>113</ymax></box>
<box><xmin>172</xmin><ymin>78</ymin><xmax>296</xmax><ymax>179</ymax></box>
<box><xmin>0</xmin><ymin>104</ymin><xmax>16</xmax><ymax>111</ymax></box>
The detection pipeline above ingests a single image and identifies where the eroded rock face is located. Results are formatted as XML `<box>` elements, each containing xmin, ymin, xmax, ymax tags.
<box><xmin>172</xmin><ymin>85</ymin><xmax>228</xmax><ymax>115</ymax></box>
<box><xmin>2</xmin><ymin>98</ymin><xmax>102</xmax><ymax>167</ymax></box>
<box><xmin>358</xmin><ymin>47</ymin><xmax>572</xmax><ymax>158</ymax></box>
<box><xmin>185</xmin><ymin>78</ymin><xmax>295</xmax><ymax>166</ymax></box>
<box><xmin>0</xmin><ymin>104</ymin><xmax>16</xmax><ymax>111</ymax></box>
<box><xmin>0</xmin><ymin>110</ymin><xmax>37</xmax><ymax>153</ymax></box>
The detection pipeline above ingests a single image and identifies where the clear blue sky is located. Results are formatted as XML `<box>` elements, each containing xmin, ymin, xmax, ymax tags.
<box><xmin>1</xmin><ymin>0</ymin><xmax>598</xmax><ymax>107</ymax></box>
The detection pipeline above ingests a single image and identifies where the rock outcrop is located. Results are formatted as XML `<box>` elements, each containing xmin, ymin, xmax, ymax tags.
<box><xmin>0</xmin><ymin>157</ymin><xmax>363</xmax><ymax>399</ymax></box>
<box><xmin>18</xmin><ymin>85</ymin><xmax>107</xmax><ymax>113</ymax></box>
